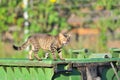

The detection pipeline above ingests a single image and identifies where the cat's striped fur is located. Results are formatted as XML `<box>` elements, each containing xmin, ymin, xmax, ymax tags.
<box><xmin>13</xmin><ymin>33</ymin><xmax>70</xmax><ymax>61</ymax></box>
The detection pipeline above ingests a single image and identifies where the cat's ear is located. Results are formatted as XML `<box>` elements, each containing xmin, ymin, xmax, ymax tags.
<box><xmin>64</xmin><ymin>33</ymin><xmax>71</xmax><ymax>38</ymax></box>
<box><xmin>58</xmin><ymin>33</ymin><xmax>64</xmax><ymax>38</ymax></box>
<box><xmin>58</xmin><ymin>33</ymin><xmax>65</xmax><ymax>42</ymax></box>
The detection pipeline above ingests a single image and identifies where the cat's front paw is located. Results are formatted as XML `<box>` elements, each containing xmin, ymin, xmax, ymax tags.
<box><xmin>37</xmin><ymin>58</ymin><xmax>42</xmax><ymax>61</ymax></box>
<box><xmin>54</xmin><ymin>58</ymin><xmax>57</xmax><ymax>61</ymax></box>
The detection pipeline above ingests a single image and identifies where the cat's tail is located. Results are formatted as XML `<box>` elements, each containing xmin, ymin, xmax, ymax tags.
<box><xmin>13</xmin><ymin>39</ymin><xmax>29</xmax><ymax>50</ymax></box>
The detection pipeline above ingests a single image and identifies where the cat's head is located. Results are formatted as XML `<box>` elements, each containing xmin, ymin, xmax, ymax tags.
<box><xmin>58</xmin><ymin>33</ymin><xmax>71</xmax><ymax>45</ymax></box>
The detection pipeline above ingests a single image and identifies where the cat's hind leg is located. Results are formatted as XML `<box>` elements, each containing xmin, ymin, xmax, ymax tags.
<box><xmin>29</xmin><ymin>38</ymin><xmax>41</xmax><ymax>61</ymax></box>
<box><xmin>34</xmin><ymin>52</ymin><xmax>42</xmax><ymax>61</ymax></box>
<box><xmin>51</xmin><ymin>47</ymin><xmax>57</xmax><ymax>61</ymax></box>
<box><xmin>33</xmin><ymin>47</ymin><xmax>41</xmax><ymax>61</ymax></box>
<box><xmin>32</xmin><ymin>44</ymin><xmax>41</xmax><ymax>61</ymax></box>
<box><xmin>28</xmin><ymin>50</ymin><xmax>34</xmax><ymax>61</ymax></box>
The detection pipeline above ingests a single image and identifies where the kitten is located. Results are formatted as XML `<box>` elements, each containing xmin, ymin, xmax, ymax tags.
<box><xmin>13</xmin><ymin>33</ymin><xmax>70</xmax><ymax>61</ymax></box>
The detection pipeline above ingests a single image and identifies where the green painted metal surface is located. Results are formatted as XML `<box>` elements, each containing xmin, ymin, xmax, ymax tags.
<box><xmin>110</xmin><ymin>48</ymin><xmax>120</xmax><ymax>58</ymax></box>
<box><xmin>0</xmin><ymin>59</ymin><xmax>54</xmax><ymax>80</ymax></box>
<box><xmin>0</xmin><ymin>58</ymin><xmax>120</xmax><ymax>66</ymax></box>
<box><xmin>0</xmin><ymin>66</ymin><xmax>54</xmax><ymax>80</ymax></box>
<box><xmin>0</xmin><ymin>58</ymin><xmax>119</xmax><ymax>80</ymax></box>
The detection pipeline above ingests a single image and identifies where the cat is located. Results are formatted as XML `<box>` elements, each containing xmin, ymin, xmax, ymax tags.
<box><xmin>13</xmin><ymin>33</ymin><xmax>71</xmax><ymax>61</ymax></box>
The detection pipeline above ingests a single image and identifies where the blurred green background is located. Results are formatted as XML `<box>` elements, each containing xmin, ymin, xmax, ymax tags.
<box><xmin>0</xmin><ymin>0</ymin><xmax>120</xmax><ymax>58</ymax></box>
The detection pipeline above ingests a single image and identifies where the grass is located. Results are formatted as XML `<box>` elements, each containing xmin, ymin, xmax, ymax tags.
<box><xmin>0</xmin><ymin>41</ymin><xmax>27</xmax><ymax>58</ymax></box>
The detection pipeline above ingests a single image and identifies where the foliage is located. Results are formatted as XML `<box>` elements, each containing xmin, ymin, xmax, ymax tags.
<box><xmin>0</xmin><ymin>0</ymin><xmax>120</xmax><ymax>58</ymax></box>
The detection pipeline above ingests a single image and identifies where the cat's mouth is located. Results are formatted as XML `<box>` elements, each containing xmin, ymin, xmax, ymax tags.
<box><xmin>63</xmin><ymin>41</ymin><xmax>68</xmax><ymax>45</ymax></box>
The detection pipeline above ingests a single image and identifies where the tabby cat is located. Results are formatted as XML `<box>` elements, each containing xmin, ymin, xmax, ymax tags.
<box><xmin>13</xmin><ymin>33</ymin><xmax>70</xmax><ymax>61</ymax></box>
